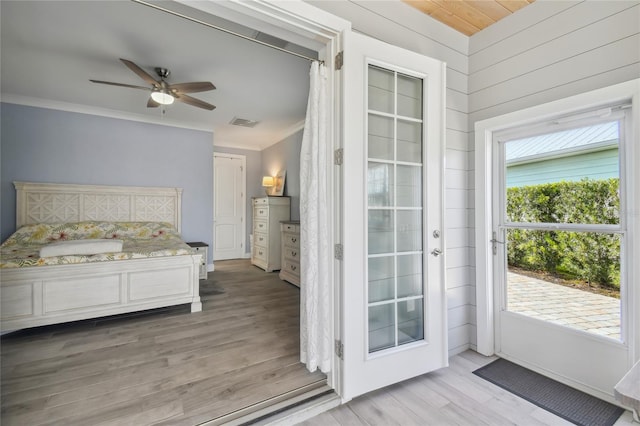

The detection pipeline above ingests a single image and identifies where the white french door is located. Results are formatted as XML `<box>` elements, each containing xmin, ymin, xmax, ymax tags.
<box><xmin>213</xmin><ymin>153</ymin><xmax>245</xmax><ymax>261</ymax></box>
<box><xmin>492</xmin><ymin>106</ymin><xmax>634</xmax><ymax>402</ymax></box>
<box><xmin>340</xmin><ymin>30</ymin><xmax>447</xmax><ymax>401</ymax></box>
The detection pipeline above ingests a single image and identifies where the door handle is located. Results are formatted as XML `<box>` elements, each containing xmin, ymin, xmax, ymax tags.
<box><xmin>431</xmin><ymin>248</ymin><xmax>442</xmax><ymax>257</ymax></box>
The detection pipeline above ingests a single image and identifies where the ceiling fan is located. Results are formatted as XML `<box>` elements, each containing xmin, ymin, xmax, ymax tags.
<box><xmin>90</xmin><ymin>58</ymin><xmax>216</xmax><ymax>110</ymax></box>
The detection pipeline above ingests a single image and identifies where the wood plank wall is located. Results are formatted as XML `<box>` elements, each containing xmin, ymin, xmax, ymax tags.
<box><xmin>306</xmin><ymin>0</ymin><xmax>474</xmax><ymax>356</ymax></box>
<box><xmin>467</xmin><ymin>0</ymin><xmax>640</xmax><ymax>349</ymax></box>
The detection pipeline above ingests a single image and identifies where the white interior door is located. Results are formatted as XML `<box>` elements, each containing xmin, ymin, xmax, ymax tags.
<box><xmin>213</xmin><ymin>153</ymin><xmax>245</xmax><ymax>261</ymax></box>
<box><xmin>340</xmin><ymin>30</ymin><xmax>447</xmax><ymax>401</ymax></box>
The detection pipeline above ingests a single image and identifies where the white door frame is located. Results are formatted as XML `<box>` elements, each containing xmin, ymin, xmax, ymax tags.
<box><xmin>474</xmin><ymin>80</ymin><xmax>640</xmax><ymax>386</ymax></box>
<box><xmin>178</xmin><ymin>0</ymin><xmax>351</xmax><ymax>396</ymax></box>
<box><xmin>213</xmin><ymin>152</ymin><xmax>246</xmax><ymax>261</ymax></box>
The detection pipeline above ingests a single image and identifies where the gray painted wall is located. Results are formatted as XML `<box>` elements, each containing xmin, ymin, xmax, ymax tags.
<box><xmin>0</xmin><ymin>103</ymin><xmax>214</xmax><ymax>264</ymax></box>
<box><xmin>261</xmin><ymin>129</ymin><xmax>303</xmax><ymax>221</ymax></box>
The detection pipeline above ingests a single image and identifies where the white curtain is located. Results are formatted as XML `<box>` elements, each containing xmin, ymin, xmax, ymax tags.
<box><xmin>300</xmin><ymin>61</ymin><xmax>331</xmax><ymax>373</ymax></box>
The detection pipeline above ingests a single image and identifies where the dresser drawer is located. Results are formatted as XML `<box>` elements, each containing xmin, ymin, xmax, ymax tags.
<box><xmin>253</xmin><ymin>246</ymin><xmax>267</xmax><ymax>262</ymax></box>
<box><xmin>254</xmin><ymin>206</ymin><xmax>269</xmax><ymax>218</ymax></box>
<box><xmin>254</xmin><ymin>231</ymin><xmax>267</xmax><ymax>248</ymax></box>
<box><xmin>254</xmin><ymin>220</ymin><xmax>268</xmax><ymax>233</ymax></box>
<box><xmin>282</xmin><ymin>259</ymin><xmax>300</xmax><ymax>276</ymax></box>
<box><xmin>283</xmin><ymin>233</ymin><xmax>299</xmax><ymax>248</ymax></box>
<box><xmin>253</xmin><ymin>197</ymin><xmax>269</xmax><ymax>206</ymax></box>
<box><xmin>283</xmin><ymin>223</ymin><xmax>299</xmax><ymax>233</ymax></box>
<box><xmin>283</xmin><ymin>246</ymin><xmax>299</xmax><ymax>261</ymax></box>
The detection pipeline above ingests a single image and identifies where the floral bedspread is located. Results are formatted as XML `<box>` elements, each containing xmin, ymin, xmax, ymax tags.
<box><xmin>0</xmin><ymin>221</ymin><xmax>194</xmax><ymax>268</ymax></box>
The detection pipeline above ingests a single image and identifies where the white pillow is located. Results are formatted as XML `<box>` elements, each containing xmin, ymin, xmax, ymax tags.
<box><xmin>40</xmin><ymin>239</ymin><xmax>124</xmax><ymax>257</ymax></box>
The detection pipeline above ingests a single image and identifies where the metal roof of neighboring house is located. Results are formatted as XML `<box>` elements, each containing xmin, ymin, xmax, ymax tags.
<box><xmin>505</xmin><ymin>121</ymin><xmax>619</xmax><ymax>164</ymax></box>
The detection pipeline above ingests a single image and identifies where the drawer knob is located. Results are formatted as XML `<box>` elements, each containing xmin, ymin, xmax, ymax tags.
<box><xmin>292</xmin><ymin>251</ymin><xmax>297</xmax><ymax>257</ymax></box>
<box><xmin>259</xmin><ymin>251</ymin><xmax>263</xmax><ymax>255</ymax></box>
<box><xmin>291</xmin><ymin>265</ymin><xmax>297</xmax><ymax>271</ymax></box>
<box><xmin>259</xmin><ymin>210</ymin><xmax>264</xmax><ymax>214</ymax></box>
<box><xmin>292</xmin><ymin>237</ymin><xmax>297</xmax><ymax>243</ymax></box>
<box><xmin>259</xmin><ymin>237</ymin><xmax>264</xmax><ymax>241</ymax></box>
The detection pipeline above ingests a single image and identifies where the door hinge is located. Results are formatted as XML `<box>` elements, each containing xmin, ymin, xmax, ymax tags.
<box><xmin>335</xmin><ymin>51</ymin><xmax>344</xmax><ymax>70</ymax></box>
<box><xmin>491</xmin><ymin>231</ymin><xmax>505</xmax><ymax>255</ymax></box>
<box><xmin>334</xmin><ymin>243</ymin><xmax>343</xmax><ymax>260</ymax></box>
<box><xmin>334</xmin><ymin>148</ymin><xmax>343</xmax><ymax>165</ymax></box>
<box><xmin>335</xmin><ymin>339</ymin><xmax>344</xmax><ymax>359</ymax></box>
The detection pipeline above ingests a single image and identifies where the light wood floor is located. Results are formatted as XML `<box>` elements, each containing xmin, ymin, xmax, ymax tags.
<box><xmin>299</xmin><ymin>350</ymin><xmax>636</xmax><ymax>426</ymax></box>
<box><xmin>1</xmin><ymin>259</ymin><xmax>325</xmax><ymax>425</ymax></box>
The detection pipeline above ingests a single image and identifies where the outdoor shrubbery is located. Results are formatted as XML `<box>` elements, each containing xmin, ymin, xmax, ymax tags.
<box><xmin>506</xmin><ymin>178</ymin><xmax>620</xmax><ymax>288</ymax></box>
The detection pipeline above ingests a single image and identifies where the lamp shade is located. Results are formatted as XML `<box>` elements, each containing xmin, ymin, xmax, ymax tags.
<box><xmin>262</xmin><ymin>176</ymin><xmax>275</xmax><ymax>187</ymax></box>
<box><xmin>151</xmin><ymin>90</ymin><xmax>175</xmax><ymax>105</ymax></box>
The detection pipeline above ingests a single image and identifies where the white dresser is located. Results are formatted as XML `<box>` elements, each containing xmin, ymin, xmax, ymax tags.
<box><xmin>279</xmin><ymin>222</ymin><xmax>301</xmax><ymax>287</ymax></box>
<box><xmin>251</xmin><ymin>197</ymin><xmax>290</xmax><ymax>272</ymax></box>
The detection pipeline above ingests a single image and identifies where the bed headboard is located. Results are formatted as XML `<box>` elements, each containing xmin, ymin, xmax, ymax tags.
<box><xmin>14</xmin><ymin>182</ymin><xmax>183</xmax><ymax>233</ymax></box>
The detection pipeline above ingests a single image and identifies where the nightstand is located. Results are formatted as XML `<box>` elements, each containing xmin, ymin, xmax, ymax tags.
<box><xmin>187</xmin><ymin>242</ymin><xmax>208</xmax><ymax>280</ymax></box>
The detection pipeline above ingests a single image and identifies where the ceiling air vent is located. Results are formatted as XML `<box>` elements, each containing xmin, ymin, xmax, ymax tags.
<box><xmin>230</xmin><ymin>117</ymin><xmax>260</xmax><ymax>128</ymax></box>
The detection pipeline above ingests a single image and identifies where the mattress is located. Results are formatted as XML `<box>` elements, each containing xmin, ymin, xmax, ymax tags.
<box><xmin>0</xmin><ymin>221</ymin><xmax>193</xmax><ymax>268</ymax></box>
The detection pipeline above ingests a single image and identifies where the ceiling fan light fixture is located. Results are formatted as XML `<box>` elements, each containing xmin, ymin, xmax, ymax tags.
<box><xmin>151</xmin><ymin>90</ymin><xmax>174</xmax><ymax>105</ymax></box>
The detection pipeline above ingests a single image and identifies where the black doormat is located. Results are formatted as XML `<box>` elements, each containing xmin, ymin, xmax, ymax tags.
<box><xmin>473</xmin><ymin>358</ymin><xmax>624</xmax><ymax>426</ymax></box>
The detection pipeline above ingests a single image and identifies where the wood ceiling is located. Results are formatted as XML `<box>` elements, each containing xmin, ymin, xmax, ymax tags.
<box><xmin>404</xmin><ymin>0</ymin><xmax>536</xmax><ymax>36</ymax></box>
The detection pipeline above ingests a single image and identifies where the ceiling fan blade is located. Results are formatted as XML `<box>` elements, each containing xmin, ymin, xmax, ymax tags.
<box><xmin>175</xmin><ymin>94</ymin><xmax>216</xmax><ymax>111</ymax></box>
<box><xmin>119</xmin><ymin>58</ymin><xmax>159</xmax><ymax>87</ymax></box>
<box><xmin>89</xmin><ymin>80</ymin><xmax>150</xmax><ymax>91</ymax></box>
<box><xmin>147</xmin><ymin>97</ymin><xmax>160</xmax><ymax>108</ymax></box>
<box><xmin>168</xmin><ymin>82</ymin><xmax>216</xmax><ymax>93</ymax></box>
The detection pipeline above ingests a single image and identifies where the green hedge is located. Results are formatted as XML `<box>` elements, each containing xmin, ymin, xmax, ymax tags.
<box><xmin>506</xmin><ymin>178</ymin><xmax>620</xmax><ymax>288</ymax></box>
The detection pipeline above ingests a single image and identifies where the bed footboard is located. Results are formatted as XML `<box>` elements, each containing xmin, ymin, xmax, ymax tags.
<box><xmin>0</xmin><ymin>254</ymin><xmax>202</xmax><ymax>332</ymax></box>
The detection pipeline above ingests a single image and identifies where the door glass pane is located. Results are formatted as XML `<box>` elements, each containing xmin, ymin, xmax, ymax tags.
<box><xmin>367</xmin><ymin>64</ymin><xmax>425</xmax><ymax>354</ymax></box>
<box><xmin>369</xmin><ymin>115</ymin><xmax>394</xmax><ymax>160</ymax></box>
<box><xmin>397</xmin><ymin>165</ymin><xmax>421</xmax><ymax>207</ymax></box>
<box><xmin>397</xmin><ymin>74</ymin><xmax>422</xmax><ymax>119</ymax></box>
<box><xmin>398</xmin><ymin>299</ymin><xmax>423</xmax><ymax>344</ymax></box>
<box><xmin>397</xmin><ymin>210</ymin><xmax>422</xmax><ymax>252</ymax></box>
<box><xmin>368</xmin><ymin>210</ymin><xmax>394</xmax><ymax>254</ymax></box>
<box><xmin>505</xmin><ymin>121</ymin><xmax>620</xmax><ymax>225</ymax></box>
<box><xmin>397</xmin><ymin>120</ymin><xmax>422</xmax><ymax>163</ymax></box>
<box><xmin>369</xmin><ymin>303</ymin><xmax>395</xmax><ymax>352</ymax></box>
<box><xmin>368</xmin><ymin>162</ymin><xmax>393</xmax><ymax>207</ymax></box>
<box><xmin>369</xmin><ymin>256</ymin><xmax>395</xmax><ymax>303</ymax></box>
<box><xmin>506</xmin><ymin>229</ymin><xmax>621</xmax><ymax>340</ymax></box>
<box><xmin>368</xmin><ymin>66</ymin><xmax>394</xmax><ymax>114</ymax></box>
<box><xmin>398</xmin><ymin>254</ymin><xmax>422</xmax><ymax>298</ymax></box>
<box><xmin>502</xmin><ymin>119</ymin><xmax>623</xmax><ymax>341</ymax></box>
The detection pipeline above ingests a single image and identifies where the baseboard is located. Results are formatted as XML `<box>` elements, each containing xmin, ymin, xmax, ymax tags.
<box><xmin>243</xmin><ymin>252</ymin><xmax>251</xmax><ymax>259</ymax></box>
<box><xmin>448</xmin><ymin>343</ymin><xmax>471</xmax><ymax>358</ymax></box>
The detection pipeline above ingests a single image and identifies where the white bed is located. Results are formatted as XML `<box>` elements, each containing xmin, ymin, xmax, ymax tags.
<box><xmin>0</xmin><ymin>182</ymin><xmax>202</xmax><ymax>332</ymax></box>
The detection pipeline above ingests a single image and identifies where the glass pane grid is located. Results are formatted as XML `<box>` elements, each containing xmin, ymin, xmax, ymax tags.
<box><xmin>368</xmin><ymin>109</ymin><xmax>423</xmax><ymax>124</ymax></box>
<box><xmin>368</xmin><ymin>295</ymin><xmax>423</xmax><ymax>307</ymax></box>
<box><xmin>367</xmin><ymin>64</ymin><xmax>425</xmax><ymax>354</ymax></box>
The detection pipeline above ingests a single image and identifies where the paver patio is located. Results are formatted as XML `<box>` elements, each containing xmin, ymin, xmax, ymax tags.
<box><xmin>507</xmin><ymin>271</ymin><xmax>621</xmax><ymax>339</ymax></box>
